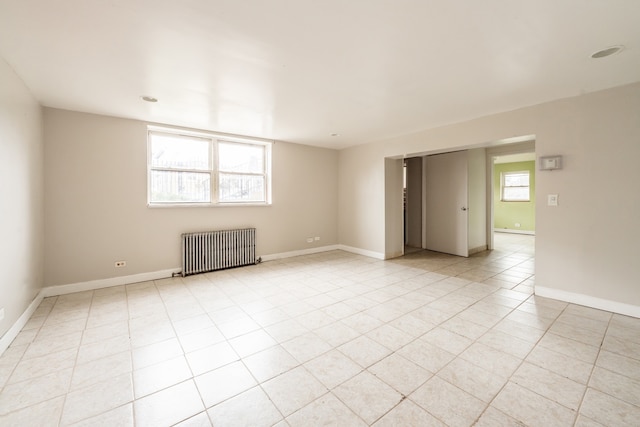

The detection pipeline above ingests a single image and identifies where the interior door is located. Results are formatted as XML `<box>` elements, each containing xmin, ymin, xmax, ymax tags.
<box><xmin>424</xmin><ymin>150</ymin><xmax>469</xmax><ymax>257</ymax></box>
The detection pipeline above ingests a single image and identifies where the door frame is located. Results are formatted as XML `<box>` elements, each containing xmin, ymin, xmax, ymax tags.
<box><xmin>384</xmin><ymin>136</ymin><xmax>535</xmax><ymax>259</ymax></box>
<box><xmin>404</xmin><ymin>157</ymin><xmax>423</xmax><ymax>248</ymax></box>
<box><xmin>485</xmin><ymin>140</ymin><xmax>536</xmax><ymax>250</ymax></box>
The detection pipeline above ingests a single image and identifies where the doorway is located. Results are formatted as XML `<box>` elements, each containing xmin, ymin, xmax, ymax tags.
<box><xmin>487</xmin><ymin>144</ymin><xmax>536</xmax><ymax>252</ymax></box>
<box><xmin>404</xmin><ymin>158</ymin><xmax>422</xmax><ymax>254</ymax></box>
<box><xmin>403</xmin><ymin>149</ymin><xmax>486</xmax><ymax>258</ymax></box>
<box><xmin>390</xmin><ymin>137</ymin><xmax>536</xmax><ymax>260</ymax></box>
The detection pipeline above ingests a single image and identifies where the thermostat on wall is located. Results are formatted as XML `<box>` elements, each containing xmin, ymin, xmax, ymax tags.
<box><xmin>539</xmin><ymin>155</ymin><xmax>562</xmax><ymax>171</ymax></box>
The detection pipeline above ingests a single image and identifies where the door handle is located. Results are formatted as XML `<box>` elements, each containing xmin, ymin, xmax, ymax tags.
<box><xmin>461</xmin><ymin>207</ymin><xmax>467</xmax><ymax>211</ymax></box>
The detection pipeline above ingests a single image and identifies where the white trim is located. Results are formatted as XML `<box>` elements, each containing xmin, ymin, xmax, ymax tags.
<box><xmin>535</xmin><ymin>286</ymin><xmax>640</xmax><ymax>319</ymax></box>
<box><xmin>260</xmin><ymin>244</ymin><xmax>387</xmax><ymax>262</ymax></box>
<box><xmin>0</xmin><ymin>292</ymin><xmax>44</xmax><ymax>356</ymax></box>
<box><xmin>469</xmin><ymin>245</ymin><xmax>488</xmax><ymax>255</ymax></box>
<box><xmin>147</xmin><ymin>127</ymin><xmax>272</xmax><ymax>206</ymax></box>
<box><xmin>260</xmin><ymin>245</ymin><xmax>341</xmax><ymax>262</ymax></box>
<box><xmin>0</xmin><ymin>245</ymin><xmax>386</xmax><ymax>357</ymax></box>
<box><xmin>485</xmin><ymin>140</ymin><xmax>536</xmax><ymax>251</ymax></box>
<box><xmin>147</xmin><ymin>202</ymin><xmax>272</xmax><ymax>209</ymax></box>
<box><xmin>337</xmin><ymin>245</ymin><xmax>386</xmax><ymax>260</ymax></box>
<box><xmin>1</xmin><ymin>268</ymin><xmax>180</xmax><ymax>356</ymax></box>
<box><xmin>501</xmin><ymin>170</ymin><xmax>531</xmax><ymax>202</ymax></box>
<box><xmin>147</xmin><ymin>124</ymin><xmax>275</xmax><ymax>145</ymax></box>
<box><xmin>385</xmin><ymin>250</ymin><xmax>405</xmax><ymax>260</ymax></box>
<box><xmin>494</xmin><ymin>229</ymin><xmax>535</xmax><ymax>236</ymax></box>
<box><xmin>41</xmin><ymin>268</ymin><xmax>180</xmax><ymax>297</ymax></box>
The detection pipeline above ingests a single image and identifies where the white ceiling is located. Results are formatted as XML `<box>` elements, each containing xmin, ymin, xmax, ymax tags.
<box><xmin>1</xmin><ymin>1</ymin><xmax>639</xmax><ymax>149</ymax></box>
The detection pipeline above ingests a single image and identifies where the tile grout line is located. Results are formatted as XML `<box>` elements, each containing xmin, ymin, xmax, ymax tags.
<box><xmin>464</xmin><ymin>296</ymin><xmax>565</xmax><ymax>425</ymax></box>
<box><xmin>155</xmin><ymin>277</ymin><xmax>214</xmax><ymax>426</ymax></box>
<box><xmin>7</xmin><ymin>237</ymin><xmax>639</xmax><ymax>426</ymax></box>
<box><xmin>346</xmin><ymin>265</ymin><xmax>535</xmax><ymax>425</ymax></box>
<box><xmin>571</xmin><ymin>311</ymin><xmax>613</xmax><ymax>427</ymax></box>
<box><xmin>58</xmin><ymin>290</ymin><xmax>93</xmax><ymax>426</ymax></box>
<box><xmin>426</xmin><ymin>293</ymin><xmax>536</xmax><ymax>425</ymax></box>
<box><xmin>210</xmin><ymin>271</ymin><xmax>292</xmax><ymax>425</ymax></box>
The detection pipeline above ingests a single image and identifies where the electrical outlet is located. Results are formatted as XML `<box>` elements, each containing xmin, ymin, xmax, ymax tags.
<box><xmin>115</xmin><ymin>261</ymin><xmax>126</xmax><ymax>268</ymax></box>
<box><xmin>314</xmin><ymin>237</ymin><xmax>320</xmax><ymax>241</ymax></box>
<box><xmin>0</xmin><ymin>308</ymin><xmax>4</xmax><ymax>321</ymax></box>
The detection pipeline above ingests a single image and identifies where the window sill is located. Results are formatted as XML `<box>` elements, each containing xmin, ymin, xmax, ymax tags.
<box><xmin>147</xmin><ymin>202</ymin><xmax>272</xmax><ymax>208</ymax></box>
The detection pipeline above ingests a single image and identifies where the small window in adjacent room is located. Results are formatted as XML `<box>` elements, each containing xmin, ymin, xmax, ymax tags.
<box><xmin>501</xmin><ymin>171</ymin><xmax>530</xmax><ymax>201</ymax></box>
<box><xmin>148</xmin><ymin>128</ymin><xmax>272</xmax><ymax>206</ymax></box>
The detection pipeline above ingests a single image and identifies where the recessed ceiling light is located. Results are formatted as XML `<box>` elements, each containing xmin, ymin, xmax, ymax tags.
<box><xmin>141</xmin><ymin>96</ymin><xmax>158</xmax><ymax>102</ymax></box>
<box><xmin>590</xmin><ymin>45</ymin><xmax>624</xmax><ymax>59</ymax></box>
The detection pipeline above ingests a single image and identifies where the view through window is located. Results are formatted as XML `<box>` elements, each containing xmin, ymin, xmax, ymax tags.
<box><xmin>501</xmin><ymin>171</ymin><xmax>530</xmax><ymax>202</ymax></box>
<box><xmin>148</xmin><ymin>129</ymin><xmax>272</xmax><ymax>205</ymax></box>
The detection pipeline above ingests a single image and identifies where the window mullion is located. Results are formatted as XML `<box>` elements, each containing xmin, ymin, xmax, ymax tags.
<box><xmin>212</xmin><ymin>138</ymin><xmax>218</xmax><ymax>204</ymax></box>
<box><xmin>148</xmin><ymin>126</ymin><xmax>271</xmax><ymax>206</ymax></box>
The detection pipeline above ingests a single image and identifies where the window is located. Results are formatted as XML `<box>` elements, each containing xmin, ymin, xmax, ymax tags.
<box><xmin>501</xmin><ymin>171</ymin><xmax>530</xmax><ymax>201</ymax></box>
<box><xmin>148</xmin><ymin>128</ymin><xmax>271</xmax><ymax>206</ymax></box>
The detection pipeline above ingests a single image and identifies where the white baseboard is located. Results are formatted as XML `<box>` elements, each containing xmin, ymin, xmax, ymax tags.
<box><xmin>260</xmin><ymin>244</ymin><xmax>388</xmax><ymax>262</ymax></box>
<box><xmin>1</xmin><ymin>268</ymin><xmax>181</xmax><ymax>357</ymax></box>
<box><xmin>337</xmin><ymin>245</ymin><xmax>386</xmax><ymax>260</ymax></box>
<box><xmin>535</xmin><ymin>286</ymin><xmax>640</xmax><ymax>318</ymax></box>
<box><xmin>494</xmin><ymin>229</ymin><xmax>535</xmax><ymax>235</ymax></box>
<box><xmin>469</xmin><ymin>245</ymin><xmax>488</xmax><ymax>255</ymax></box>
<box><xmin>41</xmin><ymin>268</ymin><xmax>181</xmax><ymax>297</ymax></box>
<box><xmin>0</xmin><ymin>292</ymin><xmax>44</xmax><ymax>356</ymax></box>
<box><xmin>260</xmin><ymin>245</ymin><xmax>340</xmax><ymax>262</ymax></box>
<box><xmin>386</xmin><ymin>251</ymin><xmax>404</xmax><ymax>260</ymax></box>
<box><xmin>1</xmin><ymin>244</ymin><xmax>385</xmax><ymax>356</ymax></box>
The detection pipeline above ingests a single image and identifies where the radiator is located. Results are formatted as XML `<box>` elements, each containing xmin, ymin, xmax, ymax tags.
<box><xmin>181</xmin><ymin>228</ymin><xmax>256</xmax><ymax>276</ymax></box>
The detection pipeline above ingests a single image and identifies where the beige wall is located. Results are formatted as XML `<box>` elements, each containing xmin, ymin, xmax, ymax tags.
<box><xmin>468</xmin><ymin>148</ymin><xmax>487</xmax><ymax>252</ymax></box>
<box><xmin>338</xmin><ymin>147</ymin><xmax>386</xmax><ymax>257</ymax></box>
<box><xmin>384</xmin><ymin>158</ymin><xmax>404</xmax><ymax>259</ymax></box>
<box><xmin>404</xmin><ymin>157</ymin><xmax>422</xmax><ymax>248</ymax></box>
<box><xmin>44</xmin><ymin>109</ymin><xmax>338</xmax><ymax>286</ymax></box>
<box><xmin>339</xmin><ymin>82</ymin><xmax>640</xmax><ymax>312</ymax></box>
<box><xmin>0</xmin><ymin>58</ymin><xmax>44</xmax><ymax>338</ymax></box>
<box><xmin>4</xmin><ymin>71</ymin><xmax>639</xmax><ymax>335</ymax></box>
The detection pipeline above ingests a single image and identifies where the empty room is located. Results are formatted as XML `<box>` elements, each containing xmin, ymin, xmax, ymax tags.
<box><xmin>1</xmin><ymin>1</ymin><xmax>639</xmax><ymax>426</ymax></box>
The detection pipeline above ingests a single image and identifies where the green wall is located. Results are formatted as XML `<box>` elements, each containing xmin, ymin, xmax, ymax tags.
<box><xmin>494</xmin><ymin>161</ymin><xmax>535</xmax><ymax>232</ymax></box>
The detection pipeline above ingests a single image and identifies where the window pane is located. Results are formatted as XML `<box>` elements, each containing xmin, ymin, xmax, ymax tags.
<box><xmin>150</xmin><ymin>133</ymin><xmax>209</xmax><ymax>170</ymax></box>
<box><xmin>219</xmin><ymin>174</ymin><xmax>265</xmax><ymax>202</ymax></box>
<box><xmin>150</xmin><ymin>170</ymin><xmax>211</xmax><ymax>203</ymax></box>
<box><xmin>219</xmin><ymin>142</ymin><xmax>264</xmax><ymax>173</ymax></box>
<box><xmin>504</xmin><ymin>173</ymin><xmax>529</xmax><ymax>187</ymax></box>
<box><xmin>503</xmin><ymin>187</ymin><xmax>530</xmax><ymax>201</ymax></box>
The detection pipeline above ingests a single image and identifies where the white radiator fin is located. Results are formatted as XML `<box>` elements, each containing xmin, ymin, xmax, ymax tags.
<box><xmin>181</xmin><ymin>228</ymin><xmax>256</xmax><ymax>276</ymax></box>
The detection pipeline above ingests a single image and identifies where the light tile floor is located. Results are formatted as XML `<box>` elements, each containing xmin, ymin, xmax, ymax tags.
<box><xmin>1</xmin><ymin>234</ymin><xmax>639</xmax><ymax>426</ymax></box>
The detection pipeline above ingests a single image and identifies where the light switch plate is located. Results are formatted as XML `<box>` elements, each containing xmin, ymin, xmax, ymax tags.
<box><xmin>548</xmin><ymin>194</ymin><xmax>559</xmax><ymax>206</ymax></box>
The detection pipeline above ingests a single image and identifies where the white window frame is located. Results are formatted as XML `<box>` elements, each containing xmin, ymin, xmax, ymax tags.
<box><xmin>147</xmin><ymin>126</ymin><xmax>272</xmax><ymax>207</ymax></box>
<box><xmin>501</xmin><ymin>170</ymin><xmax>530</xmax><ymax>202</ymax></box>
